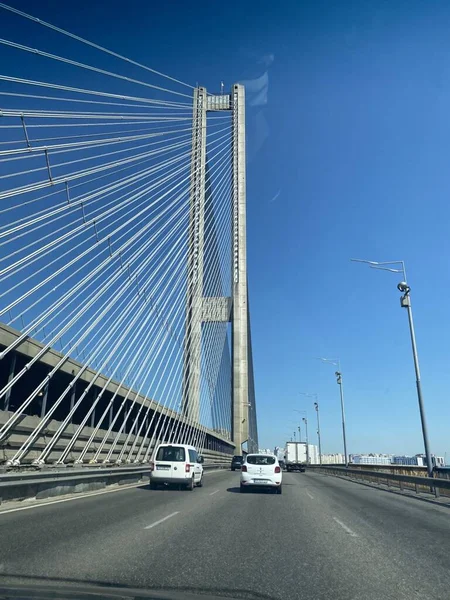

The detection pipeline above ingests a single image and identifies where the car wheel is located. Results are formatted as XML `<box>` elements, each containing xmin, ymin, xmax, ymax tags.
<box><xmin>277</xmin><ymin>485</ymin><xmax>282</xmax><ymax>495</ymax></box>
<box><xmin>231</xmin><ymin>467</ymin><xmax>235</xmax><ymax>471</ymax></box>
<box><xmin>240</xmin><ymin>484</ymin><xmax>247</xmax><ymax>493</ymax></box>
<box><xmin>197</xmin><ymin>475</ymin><xmax>203</xmax><ymax>487</ymax></box>
<box><xmin>187</xmin><ymin>476</ymin><xmax>194</xmax><ymax>491</ymax></box>
<box><xmin>149</xmin><ymin>481</ymin><xmax>157</xmax><ymax>490</ymax></box>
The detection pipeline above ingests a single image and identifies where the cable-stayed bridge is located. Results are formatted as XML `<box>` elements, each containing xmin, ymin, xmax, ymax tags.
<box><xmin>0</xmin><ymin>4</ymin><xmax>258</xmax><ymax>467</ymax></box>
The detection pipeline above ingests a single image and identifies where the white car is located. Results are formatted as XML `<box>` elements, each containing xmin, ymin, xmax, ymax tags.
<box><xmin>150</xmin><ymin>443</ymin><xmax>204</xmax><ymax>490</ymax></box>
<box><xmin>240</xmin><ymin>453</ymin><xmax>282</xmax><ymax>494</ymax></box>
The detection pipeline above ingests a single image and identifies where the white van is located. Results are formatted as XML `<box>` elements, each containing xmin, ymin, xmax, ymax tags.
<box><xmin>150</xmin><ymin>443</ymin><xmax>204</xmax><ymax>490</ymax></box>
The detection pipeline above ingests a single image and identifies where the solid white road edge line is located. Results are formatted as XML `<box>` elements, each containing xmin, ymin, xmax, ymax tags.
<box><xmin>145</xmin><ymin>511</ymin><xmax>180</xmax><ymax>530</ymax></box>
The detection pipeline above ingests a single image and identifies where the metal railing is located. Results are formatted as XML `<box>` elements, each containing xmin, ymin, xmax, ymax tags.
<box><xmin>310</xmin><ymin>465</ymin><xmax>450</xmax><ymax>499</ymax></box>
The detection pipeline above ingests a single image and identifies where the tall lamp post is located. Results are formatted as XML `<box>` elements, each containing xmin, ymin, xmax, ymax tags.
<box><xmin>351</xmin><ymin>258</ymin><xmax>433</xmax><ymax>478</ymax></box>
<box><xmin>300</xmin><ymin>392</ymin><xmax>320</xmax><ymax>465</ymax></box>
<box><xmin>318</xmin><ymin>358</ymin><xmax>348</xmax><ymax>467</ymax></box>
<box><xmin>302</xmin><ymin>417</ymin><xmax>309</xmax><ymax>464</ymax></box>
<box><xmin>314</xmin><ymin>401</ymin><xmax>322</xmax><ymax>466</ymax></box>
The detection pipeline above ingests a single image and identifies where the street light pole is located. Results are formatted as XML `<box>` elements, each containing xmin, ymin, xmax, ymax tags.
<box><xmin>351</xmin><ymin>258</ymin><xmax>434</xmax><ymax>479</ymax></box>
<box><xmin>302</xmin><ymin>417</ymin><xmax>309</xmax><ymax>464</ymax></box>
<box><xmin>318</xmin><ymin>358</ymin><xmax>349</xmax><ymax>468</ymax></box>
<box><xmin>399</xmin><ymin>283</ymin><xmax>433</xmax><ymax>479</ymax></box>
<box><xmin>314</xmin><ymin>401</ymin><xmax>322</xmax><ymax>466</ymax></box>
<box><xmin>335</xmin><ymin>371</ymin><xmax>348</xmax><ymax>468</ymax></box>
<box><xmin>298</xmin><ymin>425</ymin><xmax>301</xmax><ymax>442</ymax></box>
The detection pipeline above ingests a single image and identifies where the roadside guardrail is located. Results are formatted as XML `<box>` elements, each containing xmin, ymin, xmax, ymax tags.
<box><xmin>309</xmin><ymin>465</ymin><xmax>450</xmax><ymax>499</ymax></box>
<box><xmin>0</xmin><ymin>462</ymin><xmax>231</xmax><ymax>504</ymax></box>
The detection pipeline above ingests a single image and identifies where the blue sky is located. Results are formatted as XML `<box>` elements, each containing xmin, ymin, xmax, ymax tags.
<box><xmin>3</xmin><ymin>0</ymin><xmax>450</xmax><ymax>459</ymax></box>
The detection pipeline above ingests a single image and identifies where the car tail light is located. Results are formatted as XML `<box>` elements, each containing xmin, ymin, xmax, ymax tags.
<box><xmin>185</xmin><ymin>463</ymin><xmax>191</xmax><ymax>473</ymax></box>
<box><xmin>275</xmin><ymin>466</ymin><xmax>281</xmax><ymax>473</ymax></box>
<box><xmin>149</xmin><ymin>462</ymin><xmax>154</xmax><ymax>472</ymax></box>
<box><xmin>241</xmin><ymin>465</ymin><xmax>247</xmax><ymax>472</ymax></box>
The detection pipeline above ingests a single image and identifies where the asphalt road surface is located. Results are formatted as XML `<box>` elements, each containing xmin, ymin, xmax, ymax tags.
<box><xmin>1</xmin><ymin>470</ymin><xmax>450</xmax><ymax>600</ymax></box>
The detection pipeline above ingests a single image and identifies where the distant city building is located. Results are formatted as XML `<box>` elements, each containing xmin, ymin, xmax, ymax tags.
<box><xmin>392</xmin><ymin>454</ymin><xmax>445</xmax><ymax>467</ymax></box>
<box><xmin>392</xmin><ymin>455</ymin><xmax>424</xmax><ymax>466</ymax></box>
<box><xmin>350</xmin><ymin>454</ymin><xmax>392</xmax><ymax>465</ymax></box>
<box><xmin>321</xmin><ymin>453</ymin><xmax>345</xmax><ymax>464</ymax></box>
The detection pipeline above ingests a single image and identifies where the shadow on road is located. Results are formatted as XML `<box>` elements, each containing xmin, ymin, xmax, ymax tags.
<box><xmin>227</xmin><ymin>487</ymin><xmax>279</xmax><ymax>494</ymax></box>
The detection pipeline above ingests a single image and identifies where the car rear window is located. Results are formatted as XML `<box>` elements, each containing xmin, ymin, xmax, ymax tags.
<box><xmin>156</xmin><ymin>446</ymin><xmax>185</xmax><ymax>462</ymax></box>
<box><xmin>247</xmin><ymin>455</ymin><xmax>276</xmax><ymax>465</ymax></box>
<box><xmin>233</xmin><ymin>456</ymin><xmax>243</xmax><ymax>460</ymax></box>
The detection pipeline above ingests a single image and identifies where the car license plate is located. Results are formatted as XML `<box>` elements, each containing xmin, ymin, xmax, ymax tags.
<box><xmin>156</xmin><ymin>465</ymin><xmax>170</xmax><ymax>470</ymax></box>
<box><xmin>254</xmin><ymin>479</ymin><xmax>268</xmax><ymax>484</ymax></box>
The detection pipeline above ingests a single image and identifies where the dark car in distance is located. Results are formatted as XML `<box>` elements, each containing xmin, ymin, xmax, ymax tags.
<box><xmin>231</xmin><ymin>455</ymin><xmax>244</xmax><ymax>471</ymax></box>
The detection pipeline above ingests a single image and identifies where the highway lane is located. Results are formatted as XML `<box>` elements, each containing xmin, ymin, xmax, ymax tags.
<box><xmin>1</xmin><ymin>470</ymin><xmax>450</xmax><ymax>599</ymax></box>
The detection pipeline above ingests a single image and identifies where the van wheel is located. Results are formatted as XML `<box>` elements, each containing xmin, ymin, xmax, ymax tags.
<box><xmin>240</xmin><ymin>484</ymin><xmax>247</xmax><ymax>493</ymax></box>
<box><xmin>150</xmin><ymin>481</ymin><xmax>157</xmax><ymax>490</ymax></box>
<box><xmin>187</xmin><ymin>476</ymin><xmax>194</xmax><ymax>491</ymax></box>
<box><xmin>197</xmin><ymin>475</ymin><xmax>203</xmax><ymax>487</ymax></box>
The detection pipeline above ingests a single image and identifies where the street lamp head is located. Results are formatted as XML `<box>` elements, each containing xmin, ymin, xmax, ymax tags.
<box><xmin>397</xmin><ymin>281</ymin><xmax>410</xmax><ymax>294</ymax></box>
<box><xmin>314</xmin><ymin>402</ymin><xmax>318</xmax><ymax>410</ymax></box>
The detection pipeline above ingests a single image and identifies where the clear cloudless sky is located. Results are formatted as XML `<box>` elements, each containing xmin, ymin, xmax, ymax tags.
<box><xmin>4</xmin><ymin>0</ymin><xmax>450</xmax><ymax>460</ymax></box>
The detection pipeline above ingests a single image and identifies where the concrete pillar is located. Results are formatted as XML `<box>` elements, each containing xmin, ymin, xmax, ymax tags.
<box><xmin>182</xmin><ymin>87</ymin><xmax>207</xmax><ymax>424</ymax></box>
<box><xmin>231</xmin><ymin>84</ymin><xmax>249</xmax><ymax>453</ymax></box>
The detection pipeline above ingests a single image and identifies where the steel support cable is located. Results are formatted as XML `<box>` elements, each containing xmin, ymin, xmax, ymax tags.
<box><xmin>0</xmin><ymin>3</ymin><xmax>195</xmax><ymax>91</ymax></box>
<box><xmin>0</xmin><ymin>90</ymin><xmax>191</xmax><ymax>111</ymax></box>
<box><xmin>0</xmin><ymin>122</ymin><xmax>230</xmax><ymax>236</ymax></box>
<box><xmin>0</xmin><ymin>127</ymin><xmax>194</xmax><ymax>160</ymax></box>
<box><xmin>0</xmin><ymin>165</ymin><xmax>196</xmax><ymax>401</ymax></box>
<box><xmin>123</xmin><ymin>158</ymin><xmax>234</xmax><ymax>461</ymax></box>
<box><xmin>0</xmin><ymin>155</ymin><xmax>191</xmax><ymax>318</ymax></box>
<box><xmin>0</xmin><ymin>143</ymin><xmax>173</xmax><ymax>219</ymax></box>
<box><xmin>63</xmin><ymin>228</ymin><xmax>192</xmax><ymax>464</ymax></box>
<box><xmin>151</xmin><ymin>167</ymin><xmax>233</xmax><ymax>451</ymax></box>
<box><xmin>10</xmin><ymin>157</ymin><xmax>193</xmax><ymax>339</ymax></box>
<box><xmin>0</xmin><ymin>142</ymin><xmax>194</xmax><ymax>242</ymax></box>
<box><xmin>0</xmin><ymin>118</ymin><xmax>228</xmax><ymax>165</ymax></box>
<box><xmin>165</xmin><ymin>150</ymin><xmax>234</xmax><ymax>448</ymax></box>
<box><xmin>0</xmin><ymin>124</ymin><xmax>189</xmax><ymax>150</ymax></box>
<box><xmin>33</xmin><ymin>266</ymin><xmax>174</xmax><ymax>466</ymax></box>
<box><xmin>0</xmin><ymin>130</ymin><xmax>194</xmax><ymax>184</ymax></box>
<box><xmin>0</xmin><ymin>38</ymin><xmax>193</xmax><ymax>99</ymax></box>
<box><xmin>0</xmin><ymin>183</ymin><xmax>193</xmax><ymax>452</ymax></box>
<box><xmin>133</xmin><ymin>149</ymin><xmax>234</xmax><ymax>456</ymax></box>
<box><xmin>0</xmin><ymin>133</ymin><xmax>232</xmax><ymax>326</ymax></box>
<box><xmin>94</xmin><ymin>150</ymin><xmax>234</xmax><ymax>461</ymax></box>
<box><xmin>138</xmin><ymin>149</ymin><xmax>234</xmax><ymax>455</ymax></box>
<box><xmin>0</xmin><ymin>151</ymin><xmax>189</xmax><ymax>258</ymax></box>
<box><xmin>0</xmin><ymin>109</ymin><xmax>193</xmax><ymax>119</ymax></box>
<box><xmin>118</xmin><ymin>164</ymin><xmax>234</xmax><ymax>460</ymax></box>
<box><xmin>11</xmin><ymin>267</ymin><xmax>161</xmax><ymax>465</ymax></box>
<box><xmin>53</xmin><ymin>189</ymin><xmax>194</xmax><ymax>427</ymax></box>
<box><xmin>0</xmin><ymin>139</ymin><xmax>195</xmax><ymax>276</ymax></box>
<box><xmin>0</xmin><ymin>139</ymin><xmax>230</xmax><ymax>360</ymax></box>
<box><xmin>0</xmin><ymin>76</ymin><xmax>191</xmax><ymax>107</ymax></box>
<box><xmin>0</xmin><ymin>126</ymin><xmax>229</xmax><ymax>239</ymax></box>
<box><xmin>0</xmin><ymin>136</ymin><xmax>232</xmax><ymax>460</ymax></box>
<box><xmin>0</xmin><ymin>130</ymin><xmax>226</xmax><ymax>201</ymax></box>
<box><xmin>0</xmin><ymin>135</ymin><xmax>195</xmax><ymax>243</ymax></box>
<box><xmin>0</xmin><ymin>120</ymin><xmax>192</xmax><ymax>130</ymax></box>
<box><xmin>139</xmin><ymin>161</ymin><xmax>234</xmax><ymax>458</ymax></box>
<box><xmin>102</xmin><ymin>243</ymin><xmax>193</xmax><ymax>464</ymax></box>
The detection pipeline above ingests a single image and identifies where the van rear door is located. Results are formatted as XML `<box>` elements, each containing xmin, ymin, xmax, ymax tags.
<box><xmin>154</xmin><ymin>445</ymin><xmax>186</xmax><ymax>479</ymax></box>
